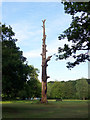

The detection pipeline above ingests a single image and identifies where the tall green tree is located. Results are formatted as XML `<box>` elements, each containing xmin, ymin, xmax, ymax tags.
<box><xmin>2</xmin><ymin>24</ymin><xmax>29</xmax><ymax>99</ymax></box>
<box><xmin>57</xmin><ymin>2</ymin><xmax>90</xmax><ymax>69</ymax></box>
<box><xmin>88</xmin><ymin>84</ymin><xmax>90</xmax><ymax>99</ymax></box>
<box><xmin>49</xmin><ymin>81</ymin><xmax>66</xmax><ymax>99</ymax></box>
<box><xmin>47</xmin><ymin>82</ymin><xmax>53</xmax><ymax>98</ymax></box>
<box><xmin>76</xmin><ymin>78</ymin><xmax>88</xmax><ymax>100</ymax></box>
<box><xmin>64</xmin><ymin>81</ymin><xmax>76</xmax><ymax>99</ymax></box>
<box><xmin>18</xmin><ymin>65</ymin><xmax>41</xmax><ymax>99</ymax></box>
<box><xmin>50</xmin><ymin>81</ymin><xmax>60</xmax><ymax>99</ymax></box>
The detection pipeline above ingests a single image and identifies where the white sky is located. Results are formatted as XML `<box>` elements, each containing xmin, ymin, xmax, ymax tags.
<box><xmin>1</xmin><ymin>2</ymin><xmax>88</xmax><ymax>82</ymax></box>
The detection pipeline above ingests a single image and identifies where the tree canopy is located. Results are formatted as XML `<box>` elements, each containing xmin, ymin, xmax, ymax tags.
<box><xmin>76</xmin><ymin>78</ymin><xmax>88</xmax><ymax>100</ymax></box>
<box><xmin>57</xmin><ymin>2</ymin><xmax>90</xmax><ymax>69</ymax></box>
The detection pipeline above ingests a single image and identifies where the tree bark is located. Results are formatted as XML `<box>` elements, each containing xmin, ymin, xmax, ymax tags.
<box><xmin>41</xmin><ymin>19</ymin><xmax>47</xmax><ymax>103</ymax></box>
<box><xmin>41</xmin><ymin>80</ymin><xmax>47</xmax><ymax>103</ymax></box>
<box><xmin>41</xmin><ymin>19</ymin><xmax>51</xmax><ymax>103</ymax></box>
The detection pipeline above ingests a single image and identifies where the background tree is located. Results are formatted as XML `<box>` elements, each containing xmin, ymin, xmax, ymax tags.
<box><xmin>50</xmin><ymin>81</ymin><xmax>60</xmax><ymax>99</ymax></box>
<box><xmin>64</xmin><ymin>81</ymin><xmax>76</xmax><ymax>99</ymax></box>
<box><xmin>88</xmin><ymin>84</ymin><xmax>90</xmax><ymax>99</ymax></box>
<box><xmin>2</xmin><ymin>24</ymin><xmax>41</xmax><ymax>100</ymax></box>
<box><xmin>26</xmin><ymin>65</ymin><xmax>41</xmax><ymax>99</ymax></box>
<box><xmin>57</xmin><ymin>2</ymin><xmax>90</xmax><ymax>69</ymax></box>
<box><xmin>76</xmin><ymin>78</ymin><xmax>88</xmax><ymax>100</ymax></box>
<box><xmin>2</xmin><ymin>24</ymin><xmax>29</xmax><ymax>99</ymax></box>
<box><xmin>18</xmin><ymin>66</ymin><xmax>41</xmax><ymax>100</ymax></box>
<box><xmin>47</xmin><ymin>82</ymin><xmax>54</xmax><ymax>98</ymax></box>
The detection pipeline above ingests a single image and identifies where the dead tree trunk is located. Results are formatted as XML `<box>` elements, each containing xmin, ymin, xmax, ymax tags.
<box><xmin>41</xmin><ymin>19</ymin><xmax>52</xmax><ymax>103</ymax></box>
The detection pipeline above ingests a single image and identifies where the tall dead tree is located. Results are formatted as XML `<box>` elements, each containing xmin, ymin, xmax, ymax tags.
<box><xmin>41</xmin><ymin>19</ymin><xmax>52</xmax><ymax>103</ymax></box>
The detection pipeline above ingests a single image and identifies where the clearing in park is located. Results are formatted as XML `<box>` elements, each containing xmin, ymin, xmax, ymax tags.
<box><xmin>1</xmin><ymin>99</ymin><xmax>89</xmax><ymax>118</ymax></box>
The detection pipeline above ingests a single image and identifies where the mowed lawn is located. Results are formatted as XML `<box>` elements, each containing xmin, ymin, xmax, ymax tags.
<box><xmin>1</xmin><ymin>100</ymin><xmax>89</xmax><ymax>118</ymax></box>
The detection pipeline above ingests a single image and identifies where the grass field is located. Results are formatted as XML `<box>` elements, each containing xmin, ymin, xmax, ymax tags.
<box><xmin>1</xmin><ymin>100</ymin><xmax>89</xmax><ymax>118</ymax></box>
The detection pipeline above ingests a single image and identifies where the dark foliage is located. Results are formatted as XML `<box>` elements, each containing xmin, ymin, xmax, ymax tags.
<box><xmin>2</xmin><ymin>24</ymin><xmax>41</xmax><ymax>100</ymax></box>
<box><xmin>57</xmin><ymin>2</ymin><xmax>90</xmax><ymax>68</ymax></box>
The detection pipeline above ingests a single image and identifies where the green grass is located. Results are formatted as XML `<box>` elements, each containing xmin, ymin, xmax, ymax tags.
<box><xmin>1</xmin><ymin>100</ymin><xmax>89</xmax><ymax>118</ymax></box>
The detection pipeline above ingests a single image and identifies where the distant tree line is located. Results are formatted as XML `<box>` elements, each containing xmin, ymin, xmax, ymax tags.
<box><xmin>1</xmin><ymin>24</ymin><xmax>41</xmax><ymax>100</ymax></box>
<box><xmin>47</xmin><ymin>78</ymin><xmax>90</xmax><ymax>100</ymax></box>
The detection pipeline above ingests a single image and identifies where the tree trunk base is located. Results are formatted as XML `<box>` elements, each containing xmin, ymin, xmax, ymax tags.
<box><xmin>41</xmin><ymin>99</ymin><xmax>48</xmax><ymax>103</ymax></box>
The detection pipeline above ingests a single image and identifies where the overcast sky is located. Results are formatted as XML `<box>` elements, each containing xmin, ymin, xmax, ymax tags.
<box><xmin>1</xmin><ymin>1</ymin><xmax>88</xmax><ymax>82</ymax></box>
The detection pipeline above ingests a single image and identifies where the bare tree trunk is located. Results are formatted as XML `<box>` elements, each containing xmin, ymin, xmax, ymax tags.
<box><xmin>41</xmin><ymin>20</ymin><xmax>52</xmax><ymax>103</ymax></box>
<box><xmin>41</xmin><ymin>81</ymin><xmax>47</xmax><ymax>103</ymax></box>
